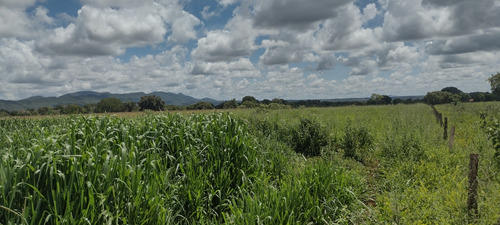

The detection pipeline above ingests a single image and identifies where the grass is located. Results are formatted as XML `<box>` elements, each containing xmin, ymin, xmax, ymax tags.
<box><xmin>0</xmin><ymin>112</ymin><xmax>363</xmax><ymax>224</ymax></box>
<box><xmin>1</xmin><ymin>102</ymin><xmax>500</xmax><ymax>224</ymax></box>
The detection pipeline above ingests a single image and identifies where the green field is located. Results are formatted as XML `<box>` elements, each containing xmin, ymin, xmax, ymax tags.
<box><xmin>1</xmin><ymin>103</ymin><xmax>499</xmax><ymax>224</ymax></box>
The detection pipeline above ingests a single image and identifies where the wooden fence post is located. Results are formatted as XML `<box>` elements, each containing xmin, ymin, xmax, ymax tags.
<box><xmin>443</xmin><ymin>117</ymin><xmax>448</xmax><ymax>139</ymax></box>
<box><xmin>467</xmin><ymin>154</ymin><xmax>479</xmax><ymax>219</ymax></box>
<box><xmin>449</xmin><ymin>126</ymin><xmax>455</xmax><ymax>149</ymax></box>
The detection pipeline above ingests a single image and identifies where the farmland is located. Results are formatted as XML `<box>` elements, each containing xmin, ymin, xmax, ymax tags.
<box><xmin>1</xmin><ymin>102</ymin><xmax>500</xmax><ymax>224</ymax></box>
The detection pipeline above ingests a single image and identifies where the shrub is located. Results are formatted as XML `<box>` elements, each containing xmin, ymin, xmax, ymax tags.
<box><xmin>381</xmin><ymin>132</ymin><xmax>425</xmax><ymax>163</ymax></box>
<box><xmin>481</xmin><ymin>116</ymin><xmax>500</xmax><ymax>167</ymax></box>
<box><xmin>342</xmin><ymin>120</ymin><xmax>373</xmax><ymax>162</ymax></box>
<box><xmin>292</xmin><ymin>117</ymin><xmax>327</xmax><ymax>157</ymax></box>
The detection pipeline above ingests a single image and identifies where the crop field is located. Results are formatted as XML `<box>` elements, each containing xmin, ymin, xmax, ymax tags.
<box><xmin>1</xmin><ymin>102</ymin><xmax>500</xmax><ymax>224</ymax></box>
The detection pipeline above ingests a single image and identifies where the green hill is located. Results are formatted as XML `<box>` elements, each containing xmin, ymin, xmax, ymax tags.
<box><xmin>0</xmin><ymin>91</ymin><xmax>221</xmax><ymax>111</ymax></box>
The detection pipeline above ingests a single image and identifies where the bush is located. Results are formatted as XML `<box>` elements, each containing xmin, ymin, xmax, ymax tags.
<box><xmin>138</xmin><ymin>95</ymin><xmax>165</xmax><ymax>111</ymax></box>
<box><xmin>292</xmin><ymin>117</ymin><xmax>327</xmax><ymax>157</ymax></box>
<box><xmin>342</xmin><ymin>120</ymin><xmax>373</xmax><ymax>162</ymax></box>
<box><xmin>481</xmin><ymin>116</ymin><xmax>500</xmax><ymax>167</ymax></box>
<box><xmin>381</xmin><ymin>132</ymin><xmax>425</xmax><ymax>163</ymax></box>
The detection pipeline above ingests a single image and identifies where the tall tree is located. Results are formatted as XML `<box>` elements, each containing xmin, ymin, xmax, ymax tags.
<box><xmin>96</xmin><ymin>98</ymin><xmax>124</xmax><ymax>113</ymax></box>
<box><xmin>488</xmin><ymin>72</ymin><xmax>500</xmax><ymax>95</ymax></box>
<box><xmin>138</xmin><ymin>95</ymin><xmax>165</xmax><ymax>111</ymax></box>
<box><xmin>441</xmin><ymin>87</ymin><xmax>463</xmax><ymax>95</ymax></box>
<box><xmin>222</xmin><ymin>99</ymin><xmax>238</xmax><ymax>109</ymax></box>
<box><xmin>241</xmin><ymin>96</ymin><xmax>259</xmax><ymax>108</ymax></box>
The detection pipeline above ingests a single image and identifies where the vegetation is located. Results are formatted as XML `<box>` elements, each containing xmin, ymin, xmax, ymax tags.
<box><xmin>96</xmin><ymin>97</ymin><xmax>124</xmax><ymax>112</ymax></box>
<box><xmin>0</xmin><ymin>113</ymin><xmax>363</xmax><ymax>224</ymax></box>
<box><xmin>489</xmin><ymin>72</ymin><xmax>500</xmax><ymax>96</ymax></box>
<box><xmin>1</xmin><ymin>102</ymin><xmax>500</xmax><ymax>224</ymax></box>
<box><xmin>291</xmin><ymin>117</ymin><xmax>328</xmax><ymax>157</ymax></box>
<box><xmin>138</xmin><ymin>95</ymin><xmax>165</xmax><ymax>111</ymax></box>
<box><xmin>186</xmin><ymin>101</ymin><xmax>215</xmax><ymax>110</ymax></box>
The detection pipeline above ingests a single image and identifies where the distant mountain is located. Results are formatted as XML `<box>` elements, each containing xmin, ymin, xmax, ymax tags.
<box><xmin>0</xmin><ymin>91</ymin><xmax>222</xmax><ymax>111</ymax></box>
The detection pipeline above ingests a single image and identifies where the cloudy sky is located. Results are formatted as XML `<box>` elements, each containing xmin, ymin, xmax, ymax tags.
<box><xmin>1</xmin><ymin>0</ymin><xmax>499</xmax><ymax>100</ymax></box>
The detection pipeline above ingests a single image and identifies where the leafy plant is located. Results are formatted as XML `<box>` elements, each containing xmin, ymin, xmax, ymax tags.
<box><xmin>481</xmin><ymin>115</ymin><xmax>500</xmax><ymax>166</ymax></box>
<box><xmin>342</xmin><ymin>120</ymin><xmax>373</xmax><ymax>162</ymax></box>
<box><xmin>291</xmin><ymin>117</ymin><xmax>327</xmax><ymax>157</ymax></box>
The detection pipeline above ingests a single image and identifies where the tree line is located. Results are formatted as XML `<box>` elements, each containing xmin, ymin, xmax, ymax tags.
<box><xmin>1</xmin><ymin>73</ymin><xmax>499</xmax><ymax>117</ymax></box>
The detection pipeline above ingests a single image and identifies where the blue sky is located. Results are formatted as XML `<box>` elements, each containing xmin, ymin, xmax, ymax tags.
<box><xmin>0</xmin><ymin>0</ymin><xmax>499</xmax><ymax>100</ymax></box>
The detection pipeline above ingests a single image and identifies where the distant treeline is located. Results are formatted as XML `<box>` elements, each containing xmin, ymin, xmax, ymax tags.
<box><xmin>1</xmin><ymin>87</ymin><xmax>498</xmax><ymax>117</ymax></box>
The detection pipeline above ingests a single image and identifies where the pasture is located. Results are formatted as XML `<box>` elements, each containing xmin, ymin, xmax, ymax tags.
<box><xmin>1</xmin><ymin>102</ymin><xmax>499</xmax><ymax>224</ymax></box>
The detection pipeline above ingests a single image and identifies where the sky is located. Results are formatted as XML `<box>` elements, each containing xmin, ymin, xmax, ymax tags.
<box><xmin>1</xmin><ymin>0</ymin><xmax>499</xmax><ymax>101</ymax></box>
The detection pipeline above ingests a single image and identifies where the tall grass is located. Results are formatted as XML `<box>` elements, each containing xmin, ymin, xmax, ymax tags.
<box><xmin>235</xmin><ymin>103</ymin><xmax>500</xmax><ymax>223</ymax></box>
<box><xmin>0</xmin><ymin>112</ymin><xmax>364</xmax><ymax>224</ymax></box>
<box><xmin>5</xmin><ymin>102</ymin><xmax>497</xmax><ymax>224</ymax></box>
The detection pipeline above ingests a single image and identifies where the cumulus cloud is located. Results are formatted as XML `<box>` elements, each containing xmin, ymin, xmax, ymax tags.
<box><xmin>377</xmin><ymin>42</ymin><xmax>421</xmax><ymax>69</ymax></box>
<box><xmin>426</xmin><ymin>30</ymin><xmax>500</xmax><ymax>55</ymax></box>
<box><xmin>192</xmin><ymin>7</ymin><xmax>258</xmax><ymax>62</ymax></box>
<box><xmin>1</xmin><ymin>0</ymin><xmax>37</xmax><ymax>8</ymax></box>
<box><xmin>422</xmin><ymin>0</ymin><xmax>500</xmax><ymax>33</ymax></box>
<box><xmin>0</xmin><ymin>2</ymin><xmax>51</xmax><ymax>38</ymax></box>
<box><xmin>381</xmin><ymin>0</ymin><xmax>500</xmax><ymax>41</ymax></box>
<box><xmin>361</xmin><ymin>3</ymin><xmax>377</xmax><ymax>23</ymax></box>
<box><xmin>191</xmin><ymin>58</ymin><xmax>257</xmax><ymax>77</ymax></box>
<box><xmin>0</xmin><ymin>39</ymin><xmax>50</xmax><ymax>84</ymax></box>
<box><xmin>35</xmin><ymin>5</ymin><xmax>166</xmax><ymax>56</ymax></box>
<box><xmin>381</xmin><ymin>0</ymin><xmax>454</xmax><ymax>41</ymax></box>
<box><xmin>35</xmin><ymin>1</ymin><xmax>199</xmax><ymax>56</ymax></box>
<box><xmin>253</xmin><ymin>0</ymin><xmax>352</xmax><ymax>30</ymax></box>
<box><xmin>218</xmin><ymin>0</ymin><xmax>238</xmax><ymax>7</ymax></box>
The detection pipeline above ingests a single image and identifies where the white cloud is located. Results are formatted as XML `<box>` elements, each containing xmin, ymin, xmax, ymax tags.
<box><xmin>36</xmin><ymin>5</ymin><xmax>167</xmax><ymax>56</ymax></box>
<box><xmin>201</xmin><ymin>6</ymin><xmax>216</xmax><ymax>20</ymax></box>
<box><xmin>425</xmin><ymin>30</ymin><xmax>500</xmax><ymax>55</ymax></box>
<box><xmin>191</xmin><ymin>58</ymin><xmax>258</xmax><ymax>77</ymax></box>
<box><xmin>192</xmin><ymin>8</ymin><xmax>257</xmax><ymax>62</ymax></box>
<box><xmin>35</xmin><ymin>1</ymin><xmax>200</xmax><ymax>56</ymax></box>
<box><xmin>218</xmin><ymin>0</ymin><xmax>238</xmax><ymax>7</ymax></box>
<box><xmin>361</xmin><ymin>3</ymin><xmax>377</xmax><ymax>23</ymax></box>
<box><xmin>1</xmin><ymin>0</ymin><xmax>37</xmax><ymax>8</ymax></box>
<box><xmin>0</xmin><ymin>2</ymin><xmax>49</xmax><ymax>38</ymax></box>
<box><xmin>381</xmin><ymin>0</ymin><xmax>454</xmax><ymax>41</ymax></box>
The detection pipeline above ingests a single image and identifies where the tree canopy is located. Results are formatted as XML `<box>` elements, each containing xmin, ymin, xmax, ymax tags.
<box><xmin>96</xmin><ymin>98</ymin><xmax>124</xmax><ymax>113</ymax></box>
<box><xmin>441</xmin><ymin>87</ymin><xmax>463</xmax><ymax>95</ymax></box>
<box><xmin>488</xmin><ymin>72</ymin><xmax>500</xmax><ymax>95</ymax></box>
<box><xmin>423</xmin><ymin>91</ymin><xmax>460</xmax><ymax>105</ymax></box>
<box><xmin>138</xmin><ymin>95</ymin><xmax>165</xmax><ymax>111</ymax></box>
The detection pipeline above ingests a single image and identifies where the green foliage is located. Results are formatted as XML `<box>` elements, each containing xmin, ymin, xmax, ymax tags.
<box><xmin>138</xmin><ymin>95</ymin><xmax>165</xmax><ymax>111</ymax></box>
<box><xmin>342</xmin><ymin>120</ymin><xmax>373</xmax><ymax>162</ymax></box>
<box><xmin>488</xmin><ymin>72</ymin><xmax>500</xmax><ymax>95</ymax></box>
<box><xmin>368</xmin><ymin>93</ymin><xmax>392</xmax><ymax>105</ymax></box>
<box><xmin>221</xmin><ymin>99</ymin><xmax>238</xmax><ymax>109</ymax></box>
<box><xmin>441</xmin><ymin>86</ymin><xmax>464</xmax><ymax>95</ymax></box>
<box><xmin>62</xmin><ymin>103</ymin><xmax>85</xmax><ymax>114</ymax></box>
<box><xmin>381</xmin><ymin>131</ymin><xmax>425</xmax><ymax>163</ymax></box>
<box><xmin>187</xmin><ymin>101</ymin><xmax>215</xmax><ymax>110</ymax></box>
<box><xmin>123</xmin><ymin>101</ymin><xmax>138</xmax><ymax>112</ymax></box>
<box><xmin>96</xmin><ymin>97</ymin><xmax>124</xmax><ymax>112</ymax></box>
<box><xmin>241</xmin><ymin>96</ymin><xmax>259</xmax><ymax>108</ymax></box>
<box><xmin>0</xmin><ymin>113</ymin><xmax>264</xmax><ymax>224</ymax></box>
<box><xmin>481</xmin><ymin>116</ymin><xmax>500</xmax><ymax>166</ymax></box>
<box><xmin>242</xmin><ymin>96</ymin><xmax>257</xmax><ymax>103</ymax></box>
<box><xmin>291</xmin><ymin>117</ymin><xmax>327</xmax><ymax>157</ymax></box>
<box><xmin>469</xmin><ymin>92</ymin><xmax>495</xmax><ymax>102</ymax></box>
<box><xmin>3</xmin><ymin>103</ymin><xmax>500</xmax><ymax>224</ymax></box>
<box><xmin>225</xmin><ymin>158</ymin><xmax>364</xmax><ymax>224</ymax></box>
<box><xmin>423</xmin><ymin>91</ymin><xmax>460</xmax><ymax>105</ymax></box>
<box><xmin>37</xmin><ymin>106</ymin><xmax>54</xmax><ymax>115</ymax></box>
